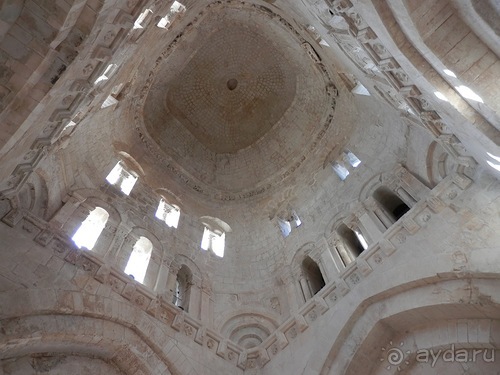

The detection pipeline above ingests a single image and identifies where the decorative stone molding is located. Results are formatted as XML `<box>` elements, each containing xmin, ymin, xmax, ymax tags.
<box><xmin>322</xmin><ymin>0</ymin><xmax>479</xmax><ymax>167</ymax></box>
<box><xmin>0</xmin><ymin>0</ymin><xmax>149</xmax><ymax>198</ymax></box>
<box><xmin>132</xmin><ymin>0</ymin><xmax>340</xmax><ymax>202</ymax></box>
<box><xmin>243</xmin><ymin>171</ymin><xmax>473</xmax><ymax>368</ymax></box>
<box><xmin>0</xmin><ymin>208</ymin><xmax>246</xmax><ymax>370</ymax></box>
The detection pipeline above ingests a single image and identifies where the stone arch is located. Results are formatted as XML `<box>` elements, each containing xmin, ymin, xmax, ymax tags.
<box><xmin>369</xmin><ymin>0</ymin><xmax>499</xmax><ymax>145</ymax></box>
<box><xmin>399</xmin><ymin>0</ymin><xmax>500</xmax><ymax>117</ymax></box>
<box><xmin>335</xmin><ymin>222</ymin><xmax>365</xmax><ymax>262</ymax></box>
<box><xmin>169</xmin><ymin>254</ymin><xmax>205</xmax><ymax>317</ymax></box>
<box><xmin>372</xmin><ymin>185</ymin><xmax>410</xmax><ymax>223</ymax></box>
<box><xmin>290</xmin><ymin>243</ymin><xmax>326</xmax><ymax>301</ymax></box>
<box><xmin>218</xmin><ymin>311</ymin><xmax>280</xmax><ymax>349</ymax></box>
<box><xmin>117</xmin><ymin>150</ymin><xmax>146</xmax><ymax>177</ymax></box>
<box><xmin>358</xmin><ymin>165</ymin><xmax>424</xmax><ymax>203</ymax></box>
<box><xmin>357</xmin><ymin>316</ymin><xmax>499</xmax><ymax>374</ymax></box>
<box><xmin>325</xmin><ymin>211</ymin><xmax>367</xmax><ymax>268</ymax></box>
<box><xmin>0</xmin><ymin>287</ymin><xmax>199</xmax><ymax>375</ymax></box>
<box><xmin>426</xmin><ymin>140</ymin><xmax>450</xmax><ymax>186</ymax></box>
<box><xmin>173</xmin><ymin>254</ymin><xmax>203</xmax><ymax>286</ymax></box>
<box><xmin>289</xmin><ymin>242</ymin><xmax>316</xmax><ymax>267</ymax></box>
<box><xmin>23</xmin><ymin>171</ymin><xmax>49</xmax><ymax>219</ymax></box>
<box><xmin>172</xmin><ymin>264</ymin><xmax>192</xmax><ymax>311</ymax></box>
<box><xmin>358</xmin><ymin>166</ymin><xmax>431</xmax><ymax>232</ymax></box>
<box><xmin>317</xmin><ymin>275</ymin><xmax>500</xmax><ymax>375</ymax></box>
<box><xmin>0</xmin><ymin>315</ymin><xmax>169</xmax><ymax>375</ymax></box>
<box><xmin>301</xmin><ymin>256</ymin><xmax>325</xmax><ymax>296</ymax></box>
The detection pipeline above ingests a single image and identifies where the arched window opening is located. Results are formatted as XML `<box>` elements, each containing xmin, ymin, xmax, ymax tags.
<box><xmin>124</xmin><ymin>236</ymin><xmax>153</xmax><ymax>283</ymax></box>
<box><xmin>106</xmin><ymin>161</ymin><xmax>138</xmax><ymax>195</ymax></box>
<box><xmin>351</xmin><ymin>81</ymin><xmax>370</xmax><ymax>96</ymax></box>
<box><xmin>133</xmin><ymin>8</ymin><xmax>153</xmax><ymax>29</ymax></box>
<box><xmin>101</xmin><ymin>95</ymin><xmax>118</xmax><ymax>108</ymax></box>
<box><xmin>155</xmin><ymin>199</ymin><xmax>180</xmax><ymax>228</ymax></box>
<box><xmin>332</xmin><ymin>162</ymin><xmax>349</xmax><ymax>180</ymax></box>
<box><xmin>72</xmin><ymin>207</ymin><xmax>109</xmax><ymax>250</ymax></box>
<box><xmin>278</xmin><ymin>218</ymin><xmax>292</xmax><ymax>237</ymax></box>
<box><xmin>337</xmin><ymin>224</ymin><xmax>365</xmax><ymax>258</ymax></box>
<box><xmin>373</xmin><ymin>186</ymin><xmax>410</xmax><ymax>222</ymax></box>
<box><xmin>201</xmin><ymin>227</ymin><xmax>225</xmax><ymax>257</ymax></box>
<box><xmin>291</xmin><ymin>211</ymin><xmax>302</xmax><ymax>227</ymax></box>
<box><xmin>200</xmin><ymin>216</ymin><xmax>231</xmax><ymax>258</ymax></box>
<box><xmin>302</xmin><ymin>257</ymin><xmax>325</xmax><ymax>296</ymax></box>
<box><xmin>278</xmin><ymin>211</ymin><xmax>302</xmax><ymax>238</ymax></box>
<box><xmin>173</xmin><ymin>265</ymin><xmax>192</xmax><ymax>311</ymax></box>
<box><xmin>344</xmin><ymin>150</ymin><xmax>361</xmax><ymax>167</ymax></box>
<box><xmin>157</xmin><ymin>1</ymin><xmax>186</xmax><ymax>28</ymax></box>
<box><xmin>94</xmin><ymin>63</ymin><xmax>118</xmax><ymax>85</ymax></box>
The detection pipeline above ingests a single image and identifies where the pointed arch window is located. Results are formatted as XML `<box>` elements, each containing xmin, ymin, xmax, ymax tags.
<box><xmin>72</xmin><ymin>207</ymin><xmax>109</xmax><ymax>250</ymax></box>
<box><xmin>124</xmin><ymin>236</ymin><xmax>153</xmax><ymax>283</ymax></box>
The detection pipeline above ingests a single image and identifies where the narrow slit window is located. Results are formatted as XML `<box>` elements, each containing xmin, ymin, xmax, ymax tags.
<box><xmin>72</xmin><ymin>207</ymin><xmax>109</xmax><ymax>250</ymax></box>
<box><xmin>124</xmin><ymin>236</ymin><xmax>153</xmax><ymax>283</ymax></box>
<box><xmin>106</xmin><ymin>161</ymin><xmax>138</xmax><ymax>195</ymax></box>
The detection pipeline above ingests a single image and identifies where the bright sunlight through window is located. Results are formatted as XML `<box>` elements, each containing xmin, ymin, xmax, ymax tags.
<box><xmin>434</xmin><ymin>91</ymin><xmax>448</xmax><ymax>102</ymax></box>
<box><xmin>456</xmin><ymin>85</ymin><xmax>484</xmax><ymax>103</ymax></box>
<box><xmin>443</xmin><ymin>69</ymin><xmax>457</xmax><ymax>78</ymax></box>
<box><xmin>72</xmin><ymin>207</ymin><xmax>109</xmax><ymax>250</ymax></box>
<box><xmin>106</xmin><ymin>161</ymin><xmax>138</xmax><ymax>195</ymax></box>
<box><xmin>155</xmin><ymin>199</ymin><xmax>180</xmax><ymax>228</ymax></box>
<box><xmin>201</xmin><ymin>227</ymin><xmax>225</xmax><ymax>257</ymax></box>
<box><xmin>124</xmin><ymin>236</ymin><xmax>153</xmax><ymax>283</ymax></box>
<box><xmin>332</xmin><ymin>162</ymin><xmax>350</xmax><ymax>181</ymax></box>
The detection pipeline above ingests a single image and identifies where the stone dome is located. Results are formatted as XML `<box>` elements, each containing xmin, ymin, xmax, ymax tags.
<box><xmin>138</xmin><ymin>3</ymin><xmax>343</xmax><ymax>202</ymax></box>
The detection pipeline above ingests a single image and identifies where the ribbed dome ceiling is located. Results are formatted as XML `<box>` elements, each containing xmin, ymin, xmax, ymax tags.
<box><xmin>138</xmin><ymin>2</ymin><xmax>343</xmax><ymax>202</ymax></box>
<box><xmin>166</xmin><ymin>25</ymin><xmax>296</xmax><ymax>154</ymax></box>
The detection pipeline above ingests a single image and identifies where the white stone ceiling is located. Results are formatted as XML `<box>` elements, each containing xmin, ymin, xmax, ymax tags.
<box><xmin>137</xmin><ymin>2</ymin><xmax>346</xmax><ymax>203</ymax></box>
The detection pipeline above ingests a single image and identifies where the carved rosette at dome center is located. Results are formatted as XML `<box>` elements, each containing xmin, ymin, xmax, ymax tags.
<box><xmin>136</xmin><ymin>1</ymin><xmax>341</xmax><ymax>202</ymax></box>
